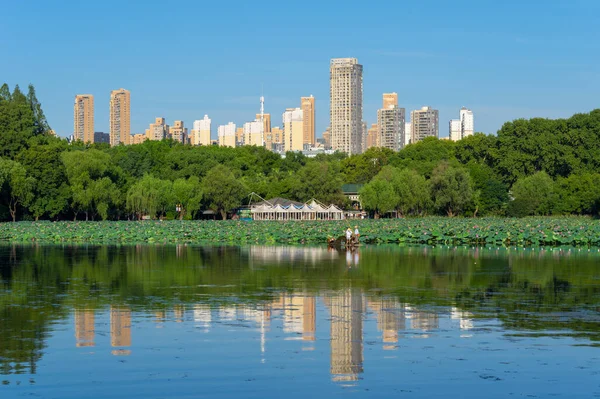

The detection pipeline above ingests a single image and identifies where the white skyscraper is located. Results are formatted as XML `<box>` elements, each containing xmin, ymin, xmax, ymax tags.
<box><xmin>243</xmin><ymin>120</ymin><xmax>264</xmax><ymax>146</ymax></box>
<box><xmin>449</xmin><ymin>119</ymin><xmax>462</xmax><ymax>141</ymax></box>
<box><xmin>460</xmin><ymin>107</ymin><xmax>474</xmax><ymax>138</ymax></box>
<box><xmin>191</xmin><ymin>114</ymin><xmax>211</xmax><ymax>146</ymax></box>
<box><xmin>404</xmin><ymin>122</ymin><xmax>412</xmax><ymax>146</ymax></box>
<box><xmin>218</xmin><ymin>122</ymin><xmax>236</xmax><ymax>147</ymax></box>
<box><xmin>330</xmin><ymin>58</ymin><xmax>363</xmax><ymax>155</ymax></box>
<box><xmin>282</xmin><ymin>107</ymin><xmax>304</xmax><ymax>152</ymax></box>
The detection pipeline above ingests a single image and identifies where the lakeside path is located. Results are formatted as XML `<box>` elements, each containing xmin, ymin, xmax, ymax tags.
<box><xmin>1</xmin><ymin>218</ymin><xmax>599</xmax><ymax>247</ymax></box>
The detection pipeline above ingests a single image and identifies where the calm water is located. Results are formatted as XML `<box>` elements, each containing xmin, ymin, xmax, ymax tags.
<box><xmin>1</xmin><ymin>245</ymin><xmax>599</xmax><ymax>398</ymax></box>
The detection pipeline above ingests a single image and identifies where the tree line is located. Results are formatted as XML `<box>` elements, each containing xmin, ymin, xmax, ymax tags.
<box><xmin>1</xmin><ymin>82</ymin><xmax>600</xmax><ymax>221</ymax></box>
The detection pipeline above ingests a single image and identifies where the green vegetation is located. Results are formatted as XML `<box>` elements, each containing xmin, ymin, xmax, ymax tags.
<box><xmin>2</xmin><ymin>82</ymin><xmax>600</xmax><ymax>221</ymax></box>
<box><xmin>1</xmin><ymin>217</ymin><xmax>600</xmax><ymax>247</ymax></box>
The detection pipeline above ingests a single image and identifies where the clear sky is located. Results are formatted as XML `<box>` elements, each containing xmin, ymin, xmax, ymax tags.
<box><xmin>1</xmin><ymin>0</ymin><xmax>599</xmax><ymax>139</ymax></box>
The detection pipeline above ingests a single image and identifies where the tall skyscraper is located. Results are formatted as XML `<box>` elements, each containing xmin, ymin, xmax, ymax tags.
<box><xmin>74</xmin><ymin>94</ymin><xmax>94</xmax><ymax>143</ymax></box>
<box><xmin>218</xmin><ymin>122</ymin><xmax>236</xmax><ymax>147</ymax></box>
<box><xmin>301</xmin><ymin>96</ymin><xmax>315</xmax><ymax>145</ymax></box>
<box><xmin>460</xmin><ymin>107</ymin><xmax>474</xmax><ymax>138</ymax></box>
<box><xmin>282</xmin><ymin>108</ymin><xmax>304</xmax><ymax>152</ymax></box>
<box><xmin>145</xmin><ymin>117</ymin><xmax>169</xmax><ymax>141</ymax></box>
<box><xmin>244</xmin><ymin>120</ymin><xmax>264</xmax><ymax>146</ymax></box>
<box><xmin>322</xmin><ymin>127</ymin><xmax>331</xmax><ymax>149</ymax></box>
<box><xmin>330</xmin><ymin>58</ymin><xmax>363</xmax><ymax>155</ymax></box>
<box><xmin>169</xmin><ymin>121</ymin><xmax>188</xmax><ymax>144</ymax></box>
<box><xmin>449</xmin><ymin>119</ymin><xmax>462</xmax><ymax>141</ymax></box>
<box><xmin>410</xmin><ymin>106</ymin><xmax>439</xmax><ymax>143</ymax></box>
<box><xmin>405</xmin><ymin>122</ymin><xmax>412</xmax><ymax>146</ymax></box>
<box><xmin>377</xmin><ymin>94</ymin><xmax>405</xmax><ymax>151</ymax></box>
<box><xmin>109</xmin><ymin>88</ymin><xmax>131</xmax><ymax>146</ymax></box>
<box><xmin>191</xmin><ymin>115</ymin><xmax>212</xmax><ymax>146</ymax></box>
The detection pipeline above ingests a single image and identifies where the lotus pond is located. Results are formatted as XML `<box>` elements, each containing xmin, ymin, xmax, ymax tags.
<box><xmin>1</xmin><ymin>217</ymin><xmax>600</xmax><ymax>246</ymax></box>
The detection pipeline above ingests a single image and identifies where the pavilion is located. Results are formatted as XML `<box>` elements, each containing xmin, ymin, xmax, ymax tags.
<box><xmin>249</xmin><ymin>197</ymin><xmax>344</xmax><ymax>221</ymax></box>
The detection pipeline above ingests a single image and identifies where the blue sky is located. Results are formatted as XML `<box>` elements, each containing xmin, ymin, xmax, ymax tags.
<box><xmin>1</xmin><ymin>0</ymin><xmax>599</xmax><ymax>139</ymax></box>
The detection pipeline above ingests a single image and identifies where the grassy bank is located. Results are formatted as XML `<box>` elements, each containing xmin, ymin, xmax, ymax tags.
<box><xmin>0</xmin><ymin>217</ymin><xmax>599</xmax><ymax>247</ymax></box>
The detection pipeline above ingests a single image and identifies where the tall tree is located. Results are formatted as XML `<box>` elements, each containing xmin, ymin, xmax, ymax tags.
<box><xmin>0</xmin><ymin>159</ymin><xmax>35</xmax><ymax>221</ymax></box>
<box><xmin>509</xmin><ymin>171</ymin><xmax>557</xmax><ymax>216</ymax></box>
<box><xmin>172</xmin><ymin>176</ymin><xmax>202</xmax><ymax>220</ymax></box>
<box><xmin>430</xmin><ymin>162</ymin><xmax>473</xmax><ymax>217</ymax></box>
<box><xmin>359</xmin><ymin>179</ymin><xmax>398</xmax><ymax>219</ymax></box>
<box><xmin>201</xmin><ymin>165</ymin><xmax>246</xmax><ymax>220</ymax></box>
<box><xmin>26</xmin><ymin>84</ymin><xmax>50</xmax><ymax>136</ymax></box>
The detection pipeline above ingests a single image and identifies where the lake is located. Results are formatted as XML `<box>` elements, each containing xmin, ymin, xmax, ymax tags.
<box><xmin>1</xmin><ymin>244</ymin><xmax>599</xmax><ymax>398</ymax></box>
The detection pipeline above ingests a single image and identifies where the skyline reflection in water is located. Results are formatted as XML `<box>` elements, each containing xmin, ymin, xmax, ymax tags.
<box><xmin>1</xmin><ymin>244</ymin><xmax>599</xmax><ymax>398</ymax></box>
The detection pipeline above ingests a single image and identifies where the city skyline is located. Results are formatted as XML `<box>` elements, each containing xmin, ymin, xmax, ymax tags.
<box><xmin>3</xmin><ymin>1</ymin><xmax>598</xmax><ymax>141</ymax></box>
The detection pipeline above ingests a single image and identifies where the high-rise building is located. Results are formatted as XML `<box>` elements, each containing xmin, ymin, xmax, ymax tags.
<box><xmin>131</xmin><ymin>133</ymin><xmax>146</xmax><ymax>145</ymax></box>
<box><xmin>243</xmin><ymin>120</ymin><xmax>264</xmax><ymax>146</ymax></box>
<box><xmin>460</xmin><ymin>107</ymin><xmax>474</xmax><ymax>138</ymax></box>
<box><xmin>235</xmin><ymin>127</ymin><xmax>244</xmax><ymax>146</ymax></box>
<box><xmin>265</xmin><ymin>125</ymin><xmax>284</xmax><ymax>151</ymax></box>
<box><xmin>330</xmin><ymin>58</ymin><xmax>363</xmax><ymax>155</ymax></box>
<box><xmin>145</xmin><ymin>117</ymin><xmax>169</xmax><ymax>141</ymax></box>
<box><xmin>377</xmin><ymin>94</ymin><xmax>406</xmax><ymax>151</ymax></box>
<box><xmin>322</xmin><ymin>127</ymin><xmax>331</xmax><ymax>149</ymax></box>
<box><xmin>405</xmin><ymin>122</ymin><xmax>412</xmax><ymax>146</ymax></box>
<box><xmin>301</xmin><ymin>96</ymin><xmax>315</xmax><ymax>145</ymax></box>
<box><xmin>382</xmin><ymin>92</ymin><xmax>398</xmax><ymax>110</ymax></box>
<box><xmin>283</xmin><ymin>107</ymin><xmax>304</xmax><ymax>152</ymax></box>
<box><xmin>169</xmin><ymin>121</ymin><xmax>188</xmax><ymax>144</ymax></box>
<box><xmin>218</xmin><ymin>122</ymin><xmax>236</xmax><ymax>147</ymax></box>
<box><xmin>255</xmin><ymin>113</ymin><xmax>271</xmax><ymax>135</ymax></box>
<box><xmin>449</xmin><ymin>119</ymin><xmax>462</xmax><ymax>141</ymax></box>
<box><xmin>361</xmin><ymin>121</ymin><xmax>368</xmax><ymax>152</ymax></box>
<box><xmin>109</xmin><ymin>88</ymin><xmax>131</xmax><ymax>146</ymax></box>
<box><xmin>191</xmin><ymin>115</ymin><xmax>211</xmax><ymax>146</ymax></box>
<box><xmin>74</xmin><ymin>94</ymin><xmax>94</xmax><ymax>143</ymax></box>
<box><xmin>410</xmin><ymin>106</ymin><xmax>439</xmax><ymax>143</ymax></box>
<box><xmin>366</xmin><ymin>124</ymin><xmax>379</xmax><ymax>149</ymax></box>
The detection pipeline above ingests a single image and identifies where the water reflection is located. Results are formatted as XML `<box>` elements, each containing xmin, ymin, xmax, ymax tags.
<box><xmin>1</xmin><ymin>243</ymin><xmax>600</xmax><ymax>385</ymax></box>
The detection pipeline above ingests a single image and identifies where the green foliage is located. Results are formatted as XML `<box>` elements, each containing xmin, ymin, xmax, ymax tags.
<box><xmin>509</xmin><ymin>172</ymin><xmax>556</xmax><ymax>217</ymax></box>
<box><xmin>201</xmin><ymin>164</ymin><xmax>246</xmax><ymax>220</ymax></box>
<box><xmin>172</xmin><ymin>176</ymin><xmax>202</xmax><ymax>219</ymax></box>
<box><xmin>359</xmin><ymin>179</ymin><xmax>398</xmax><ymax>218</ymax></box>
<box><xmin>430</xmin><ymin>162</ymin><xmax>473</xmax><ymax>216</ymax></box>
<box><xmin>0</xmin><ymin>159</ymin><xmax>35</xmax><ymax>221</ymax></box>
<box><xmin>126</xmin><ymin>174</ymin><xmax>172</xmax><ymax>219</ymax></box>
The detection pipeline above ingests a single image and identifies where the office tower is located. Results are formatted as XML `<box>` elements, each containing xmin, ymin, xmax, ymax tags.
<box><xmin>255</xmin><ymin>113</ymin><xmax>271</xmax><ymax>135</ymax></box>
<box><xmin>301</xmin><ymin>95</ymin><xmax>315</xmax><ymax>145</ymax></box>
<box><xmin>74</xmin><ymin>310</ymin><xmax>95</xmax><ymax>347</ymax></box>
<box><xmin>327</xmin><ymin>288</ymin><xmax>363</xmax><ymax>382</ymax></box>
<box><xmin>169</xmin><ymin>121</ymin><xmax>188</xmax><ymax>144</ymax></box>
<box><xmin>330</xmin><ymin>58</ymin><xmax>363</xmax><ymax>155</ymax></box>
<box><xmin>322</xmin><ymin>127</ymin><xmax>331</xmax><ymax>148</ymax></box>
<box><xmin>73</xmin><ymin>94</ymin><xmax>94</xmax><ymax>143</ymax></box>
<box><xmin>145</xmin><ymin>117</ymin><xmax>169</xmax><ymax>141</ymax></box>
<box><xmin>93</xmin><ymin>131</ymin><xmax>109</xmax><ymax>144</ymax></box>
<box><xmin>218</xmin><ymin>122</ymin><xmax>236</xmax><ymax>147</ymax></box>
<box><xmin>191</xmin><ymin>115</ymin><xmax>211</xmax><ymax>146</ymax></box>
<box><xmin>382</xmin><ymin>92</ymin><xmax>398</xmax><ymax>109</ymax></box>
<box><xmin>270</xmin><ymin>126</ymin><xmax>284</xmax><ymax>152</ymax></box>
<box><xmin>243</xmin><ymin>120</ymin><xmax>264</xmax><ymax>146</ymax></box>
<box><xmin>235</xmin><ymin>127</ymin><xmax>244</xmax><ymax>146</ymax></box>
<box><xmin>449</xmin><ymin>119</ymin><xmax>462</xmax><ymax>141</ymax></box>
<box><xmin>460</xmin><ymin>107</ymin><xmax>474</xmax><ymax>138</ymax></box>
<box><xmin>110</xmin><ymin>306</ymin><xmax>131</xmax><ymax>355</ymax></box>
<box><xmin>405</xmin><ymin>122</ymin><xmax>412</xmax><ymax>146</ymax></box>
<box><xmin>410</xmin><ymin>106</ymin><xmax>439</xmax><ymax>143</ymax></box>
<box><xmin>377</xmin><ymin>94</ymin><xmax>405</xmax><ymax>151</ymax></box>
<box><xmin>282</xmin><ymin>107</ymin><xmax>304</xmax><ymax>152</ymax></box>
<box><xmin>366</xmin><ymin>124</ymin><xmax>378</xmax><ymax>149</ymax></box>
<box><xmin>109</xmin><ymin>88</ymin><xmax>131</xmax><ymax>146</ymax></box>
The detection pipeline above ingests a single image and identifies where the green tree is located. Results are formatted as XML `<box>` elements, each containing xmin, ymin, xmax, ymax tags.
<box><xmin>430</xmin><ymin>162</ymin><xmax>473</xmax><ymax>217</ymax></box>
<box><xmin>61</xmin><ymin>149</ymin><xmax>121</xmax><ymax>220</ymax></box>
<box><xmin>293</xmin><ymin>161</ymin><xmax>345</xmax><ymax>205</ymax></box>
<box><xmin>126</xmin><ymin>174</ymin><xmax>172</xmax><ymax>220</ymax></box>
<box><xmin>201</xmin><ymin>165</ymin><xmax>246</xmax><ymax>220</ymax></box>
<box><xmin>172</xmin><ymin>176</ymin><xmax>202</xmax><ymax>220</ymax></box>
<box><xmin>0</xmin><ymin>159</ymin><xmax>35</xmax><ymax>221</ymax></box>
<box><xmin>508</xmin><ymin>172</ymin><xmax>557</xmax><ymax>216</ymax></box>
<box><xmin>555</xmin><ymin>173</ymin><xmax>600</xmax><ymax>215</ymax></box>
<box><xmin>359</xmin><ymin>179</ymin><xmax>398</xmax><ymax>218</ymax></box>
